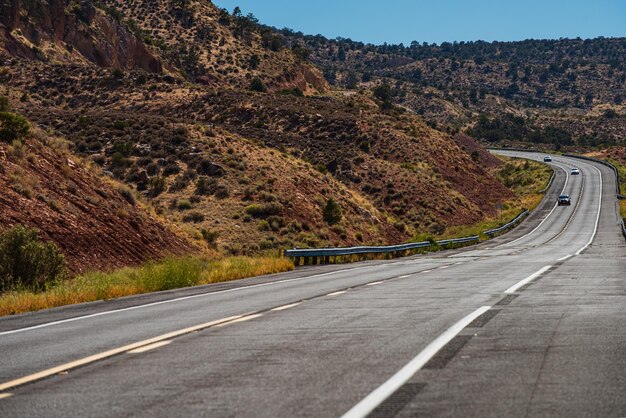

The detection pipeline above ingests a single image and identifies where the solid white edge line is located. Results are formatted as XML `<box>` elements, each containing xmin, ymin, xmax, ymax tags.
<box><xmin>575</xmin><ymin>164</ymin><xmax>603</xmax><ymax>255</ymax></box>
<box><xmin>496</xmin><ymin>163</ymin><xmax>569</xmax><ymax>248</ymax></box>
<box><xmin>504</xmin><ymin>266</ymin><xmax>551</xmax><ymax>294</ymax></box>
<box><xmin>366</xmin><ymin>281</ymin><xmax>384</xmax><ymax>286</ymax></box>
<box><xmin>0</xmin><ymin>265</ymin><xmax>383</xmax><ymax>337</ymax></box>
<box><xmin>341</xmin><ymin>306</ymin><xmax>491</xmax><ymax>418</ymax></box>
<box><xmin>557</xmin><ymin>254</ymin><xmax>573</xmax><ymax>262</ymax></box>
<box><xmin>127</xmin><ymin>340</ymin><xmax>171</xmax><ymax>354</ymax></box>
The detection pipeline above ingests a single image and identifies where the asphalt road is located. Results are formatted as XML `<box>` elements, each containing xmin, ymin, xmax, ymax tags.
<box><xmin>0</xmin><ymin>152</ymin><xmax>624</xmax><ymax>417</ymax></box>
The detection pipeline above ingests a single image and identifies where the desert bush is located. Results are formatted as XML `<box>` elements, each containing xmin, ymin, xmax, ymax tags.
<box><xmin>195</xmin><ymin>176</ymin><xmax>217</xmax><ymax>195</ymax></box>
<box><xmin>0</xmin><ymin>225</ymin><xmax>66</xmax><ymax>292</ymax></box>
<box><xmin>163</xmin><ymin>162</ymin><xmax>181</xmax><ymax>176</ymax></box>
<box><xmin>148</xmin><ymin>176</ymin><xmax>166</xmax><ymax>198</ymax></box>
<box><xmin>182</xmin><ymin>211</ymin><xmax>205</xmax><ymax>223</ymax></box>
<box><xmin>323</xmin><ymin>198</ymin><xmax>342</xmax><ymax>225</ymax></box>
<box><xmin>8</xmin><ymin>139</ymin><xmax>25</xmax><ymax>159</ymax></box>
<box><xmin>201</xmin><ymin>229</ymin><xmax>219</xmax><ymax>246</ymax></box>
<box><xmin>117</xmin><ymin>186</ymin><xmax>136</xmax><ymax>206</ymax></box>
<box><xmin>0</xmin><ymin>96</ymin><xmax>9</xmax><ymax>111</ymax></box>
<box><xmin>0</xmin><ymin>112</ymin><xmax>30</xmax><ymax>143</ymax></box>
<box><xmin>9</xmin><ymin>168</ymin><xmax>36</xmax><ymax>198</ymax></box>
<box><xmin>249</xmin><ymin>77</ymin><xmax>267</xmax><ymax>92</ymax></box>
<box><xmin>196</xmin><ymin>159</ymin><xmax>224</xmax><ymax>177</ymax></box>
<box><xmin>214</xmin><ymin>184</ymin><xmax>230</xmax><ymax>199</ymax></box>
<box><xmin>245</xmin><ymin>202</ymin><xmax>282</xmax><ymax>218</ymax></box>
<box><xmin>177</xmin><ymin>199</ymin><xmax>192</xmax><ymax>210</ymax></box>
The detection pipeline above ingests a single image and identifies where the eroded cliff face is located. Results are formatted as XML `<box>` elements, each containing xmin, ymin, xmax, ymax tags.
<box><xmin>1</xmin><ymin>0</ymin><xmax>161</xmax><ymax>72</ymax></box>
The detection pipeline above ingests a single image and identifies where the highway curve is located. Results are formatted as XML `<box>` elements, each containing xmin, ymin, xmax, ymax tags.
<box><xmin>0</xmin><ymin>152</ymin><xmax>624</xmax><ymax>417</ymax></box>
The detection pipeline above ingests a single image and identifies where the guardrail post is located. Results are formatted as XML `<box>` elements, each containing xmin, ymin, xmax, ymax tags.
<box><xmin>324</xmin><ymin>255</ymin><xmax>330</xmax><ymax>264</ymax></box>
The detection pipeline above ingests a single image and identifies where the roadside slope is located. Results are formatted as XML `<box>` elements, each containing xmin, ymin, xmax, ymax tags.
<box><xmin>0</xmin><ymin>124</ymin><xmax>194</xmax><ymax>274</ymax></box>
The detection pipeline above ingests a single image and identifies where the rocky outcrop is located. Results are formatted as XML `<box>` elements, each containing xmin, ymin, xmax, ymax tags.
<box><xmin>272</xmin><ymin>63</ymin><xmax>330</xmax><ymax>95</ymax></box>
<box><xmin>1</xmin><ymin>0</ymin><xmax>162</xmax><ymax>72</ymax></box>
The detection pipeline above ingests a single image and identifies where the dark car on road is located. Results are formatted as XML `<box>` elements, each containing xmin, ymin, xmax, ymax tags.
<box><xmin>558</xmin><ymin>194</ymin><xmax>571</xmax><ymax>206</ymax></box>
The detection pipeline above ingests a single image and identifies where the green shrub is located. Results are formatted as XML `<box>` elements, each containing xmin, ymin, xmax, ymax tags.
<box><xmin>0</xmin><ymin>112</ymin><xmax>30</xmax><ymax>143</ymax></box>
<box><xmin>214</xmin><ymin>184</ymin><xmax>230</xmax><ymax>199</ymax></box>
<box><xmin>323</xmin><ymin>198</ymin><xmax>342</xmax><ymax>225</ymax></box>
<box><xmin>0</xmin><ymin>96</ymin><xmax>9</xmax><ymax>112</ymax></box>
<box><xmin>182</xmin><ymin>211</ymin><xmax>205</xmax><ymax>223</ymax></box>
<box><xmin>195</xmin><ymin>176</ymin><xmax>217</xmax><ymax>195</ymax></box>
<box><xmin>249</xmin><ymin>77</ymin><xmax>267</xmax><ymax>92</ymax></box>
<box><xmin>201</xmin><ymin>229</ymin><xmax>219</xmax><ymax>246</ymax></box>
<box><xmin>0</xmin><ymin>225</ymin><xmax>66</xmax><ymax>292</ymax></box>
<box><xmin>148</xmin><ymin>176</ymin><xmax>166</xmax><ymax>198</ymax></box>
<box><xmin>111</xmin><ymin>68</ymin><xmax>124</xmax><ymax>79</ymax></box>
<box><xmin>245</xmin><ymin>202</ymin><xmax>282</xmax><ymax>217</ymax></box>
<box><xmin>176</xmin><ymin>199</ymin><xmax>192</xmax><ymax>210</ymax></box>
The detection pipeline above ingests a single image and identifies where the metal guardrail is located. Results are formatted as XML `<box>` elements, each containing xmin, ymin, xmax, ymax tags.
<box><xmin>284</xmin><ymin>236</ymin><xmax>478</xmax><ymax>262</ymax></box>
<box><xmin>563</xmin><ymin>154</ymin><xmax>623</xmax><ymax>198</ymax></box>
<box><xmin>622</xmin><ymin>219</ymin><xmax>626</xmax><ymax>240</ymax></box>
<box><xmin>483</xmin><ymin>210</ymin><xmax>529</xmax><ymax>237</ymax></box>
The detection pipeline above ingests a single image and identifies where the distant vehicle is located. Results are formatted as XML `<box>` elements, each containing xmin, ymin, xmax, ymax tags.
<box><xmin>543</xmin><ymin>156</ymin><xmax>552</xmax><ymax>162</ymax></box>
<box><xmin>571</xmin><ymin>168</ymin><xmax>580</xmax><ymax>175</ymax></box>
<box><xmin>558</xmin><ymin>194</ymin><xmax>571</xmax><ymax>206</ymax></box>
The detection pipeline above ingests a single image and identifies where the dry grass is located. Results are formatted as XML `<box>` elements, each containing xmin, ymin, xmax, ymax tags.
<box><xmin>0</xmin><ymin>256</ymin><xmax>293</xmax><ymax>316</ymax></box>
<box><xmin>606</xmin><ymin>159</ymin><xmax>626</xmax><ymax>218</ymax></box>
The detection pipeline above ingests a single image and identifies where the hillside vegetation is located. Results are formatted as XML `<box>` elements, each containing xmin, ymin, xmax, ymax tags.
<box><xmin>0</xmin><ymin>0</ymin><xmax>512</xmax><ymax>262</ymax></box>
<box><xmin>280</xmin><ymin>32</ymin><xmax>626</xmax><ymax>149</ymax></box>
<box><xmin>0</xmin><ymin>112</ymin><xmax>193</xmax><ymax>274</ymax></box>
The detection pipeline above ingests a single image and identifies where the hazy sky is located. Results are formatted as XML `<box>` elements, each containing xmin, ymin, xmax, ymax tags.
<box><xmin>212</xmin><ymin>0</ymin><xmax>626</xmax><ymax>45</ymax></box>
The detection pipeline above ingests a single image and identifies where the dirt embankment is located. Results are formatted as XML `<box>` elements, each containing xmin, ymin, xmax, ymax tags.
<box><xmin>0</xmin><ymin>132</ymin><xmax>194</xmax><ymax>275</ymax></box>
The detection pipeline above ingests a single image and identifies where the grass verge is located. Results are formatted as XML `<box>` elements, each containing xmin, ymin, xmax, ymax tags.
<box><xmin>605</xmin><ymin>158</ymin><xmax>626</xmax><ymax>218</ymax></box>
<box><xmin>0</xmin><ymin>256</ymin><xmax>294</xmax><ymax>316</ymax></box>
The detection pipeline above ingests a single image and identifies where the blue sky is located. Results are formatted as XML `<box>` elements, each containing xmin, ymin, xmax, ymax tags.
<box><xmin>212</xmin><ymin>0</ymin><xmax>626</xmax><ymax>45</ymax></box>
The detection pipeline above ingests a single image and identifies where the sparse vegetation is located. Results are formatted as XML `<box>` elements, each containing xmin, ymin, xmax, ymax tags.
<box><xmin>245</xmin><ymin>202</ymin><xmax>282</xmax><ymax>217</ymax></box>
<box><xmin>0</xmin><ymin>112</ymin><xmax>30</xmax><ymax>143</ymax></box>
<box><xmin>249</xmin><ymin>77</ymin><xmax>267</xmax><ymax>92</ymax></box>
<box><xmin>323</xmin><ymin>198</ymin><xmax>342</xmax><ymax>225</ymax></box>
<box><xmin>0</xmin><ymin>225</ymin><xmax>67</xmax><ymax>293</ymax></box>
<box><xmin>0</xmin><ymin>255</ymin><xmax>293</xmax><ymax>316</ymax></box>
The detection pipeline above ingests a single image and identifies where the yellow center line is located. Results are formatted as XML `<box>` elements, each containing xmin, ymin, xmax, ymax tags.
<box><xmin>0</xmin><ymin>393</ymin><xmax>12</xmax><ymax>399</ymax></box>
<box><xmin>213</xmin><ymin>314</ymin><xmax>264</xmax><ymax>328</ymax></box>
<box><xmin>127</xmin><ymin>341</ymin><xmax>171</xmax><ymax>354</ymax></box>
<box><xmin>0</xmin><ymin>315</ymin><xmax>242</xmax><ymax>392</ymax></box>
<box><xmin>327</xmin><ymin>290</ymin><xmax>347</xmax><ymax>296</ymax></box>
<box><xmin>271</xmin><ymin>302</ymin><xmax>302</xmax><ymax>311</ymax></box>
